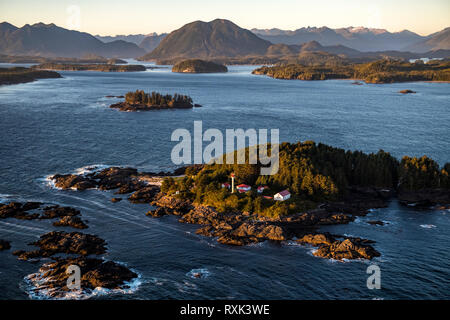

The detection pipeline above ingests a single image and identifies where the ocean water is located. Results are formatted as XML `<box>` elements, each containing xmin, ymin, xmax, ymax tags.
<box><xmin>0</xmin><ymin>62</ymin><xmax>449</xmax><ymax>299</ymax></box>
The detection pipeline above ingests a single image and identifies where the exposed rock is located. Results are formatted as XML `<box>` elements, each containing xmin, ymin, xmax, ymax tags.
<box><xmin>53</xmin><ymin>216</ymin><xmax>88</xmax><ymax>229</ymax></box>
<box><xmin>128</xmin><ymin>185</ymin><xmax>160</xmax><ymax>203</ymax></box>
<box><xmin>0</xmin><ymin>202</ymin><xmax>40</xmax><ymax>220</ymax></box>
<box><xmin>151</xmin><ymin>195</ymin><xmax>193</xmax><ymax>215</ymax></box>
<box><xmin>298</xmin><ymin>233</ymin><xmax>380</xmax><ymax>260</ymax></box>
<box><xmin>14</xmin><ymin>231</ymin><xmax>106</xmax><ymax>260</ymax></box>
<box><xmin>399</xmin><ymin>89</ymin><xmax>416</xmax><ymax>94</ymax></box>
<box><xmin>398</xmin><ymin>188</ymin><xmax>450</xmax><ymax>207</ymax></box>
<box><xmin>51</xmin><ymin>174</ymin><xmax>96</xmax><ymax>190</ymax></box>
<box><xmin>0</xmin><ymin>239</ymin><xmax>11</xmax><ymax>251</ymax></box>
<box><xmin>367</xmin><ymin>220</ymin><xmax>385</xmax><ymax>226</ymax></box>
<box><xmin>40</xmin><ymin>206</ymin><xmax>80</xmax><ymax>219</ymax></box>
<box><xmin>146</xmin><ymin>207</ymin><xmax>168</xmax><ymax>217</ymax></box>
<box><xmin>232</xmin><ymin>222</ymin><xmax>286</xmax><ymax>241</ymax></box>
<box><xmin>27</xmin><ymin>257</ymin><xmax>137</xmax><ymax>298</ymax></box>
<box><xmin>297</xmin><ymin>233</ymin><xmax>335</xmax><ymax>246</ymax></box>
<box><xmin>111</xmin><ymin>197</ymin><xmax>122</xmax><ymax>203</ymax></box>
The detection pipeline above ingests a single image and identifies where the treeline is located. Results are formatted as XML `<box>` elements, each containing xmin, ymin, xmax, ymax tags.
<box><xmin>161</xmin><ymin>141</ymin><xmax>449</xmax><ymax>218</ymax></box>
<box><xmin>32</xmin><ymin>63</ymin><xmax>145</xmax><ymax>72</ymax></box>
<box><xmin>124</xmin><ymin>90</ymin><xmax>193</xmax><ymax>107</ymax></box>
<box><xmin>252</xmin><ymin>59</ymin><xmax>450</xmax><ymax>83</ymax></box>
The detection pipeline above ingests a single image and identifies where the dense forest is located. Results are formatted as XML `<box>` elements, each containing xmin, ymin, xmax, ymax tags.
<box><xmin>252</xmin><ymin>59</ymin><xmax>450</xmax><ymax>83</ymax></box>
<box><xmin>161</xmin><ymin>141</ymin><xmax>450</xmax><ymax>218</ymax></box>
<box><xmin>124</xmin><ymin>90</ymin><xmax>193</xmax><ymax>108</ymax></box>
<box><xmin>172</xmin><ymin>59</ymin><xmax>228</xmax><ymax>73</ymax></box>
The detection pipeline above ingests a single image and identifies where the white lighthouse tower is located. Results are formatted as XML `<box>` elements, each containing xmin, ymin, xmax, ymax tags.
<box><xmin>231</xmin><ymin>173</ymin><xmax>235</xmax><ymax>193</ymax></box>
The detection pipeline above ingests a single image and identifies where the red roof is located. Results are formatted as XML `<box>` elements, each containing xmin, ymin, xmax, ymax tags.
<box><xmin>222</xmin><ymin>183</ymin><xmax>230</xmax><ymax>186</ymax></box>
<box><xmin>277</xmin><ymin>190</ymin><xmax>291</xmax><ymax>197</ymax></box>
<box><xmin>236</xmin><ymin>184</ymin><xmax>251</xmax><ymax>188</ymax></box>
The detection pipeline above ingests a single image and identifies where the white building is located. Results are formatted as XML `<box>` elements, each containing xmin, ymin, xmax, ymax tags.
<box><xmin>274</xmin><ymin>190</ymin><xmax>291</xmax><ymax>201</ymax></box>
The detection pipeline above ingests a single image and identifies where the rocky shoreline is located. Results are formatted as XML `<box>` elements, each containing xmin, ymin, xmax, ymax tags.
<box><xmin>0</xmin><ymin>198</ymin><xmax>139</xmax><ymax>298</ymax></box>
<box><xmin>110</xmin><ymin>101</ymin><xmax>194</xmax><ymax>112</ymax></box>
<box><xmin>46</xmin><ymin>165</ymin><xmax>397</xmax><ymax>261</ymax></box>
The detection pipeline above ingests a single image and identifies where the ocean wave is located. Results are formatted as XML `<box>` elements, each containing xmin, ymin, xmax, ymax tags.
<box><xmin>420</xmin><ymin>224</ymin><xmax>436</xmax><ymax>229</ymax></box>
<box><xmin>24</xmin><ymin>263</ymin><xmax>142</xmax><ymax>300</ymax></box>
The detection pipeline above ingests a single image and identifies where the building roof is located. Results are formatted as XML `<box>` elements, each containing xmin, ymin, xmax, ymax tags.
<box><xmin>276</xmin><ymin>190</ymin><xmax>291</xmax><ymax>197</ymax></box>
<box><xmin>236</xmin><ymin>184</ymin><xmax>251</xmax><ymax>188</ymax></box>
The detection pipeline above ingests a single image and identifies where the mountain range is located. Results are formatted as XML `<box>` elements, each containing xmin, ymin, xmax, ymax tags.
<box><xmin>1</xmin><ymin>20</ymin><xmax>449</xmax><ymax>60</ymax></box>
<box><xmin>251</xmin><ymin>26</ymin><xmax>449</xmax><ymax>52</ymax></box>
<box><xmin>0</xmin><ymin>22</ymin><xmax>145</xmax><ymax>58</ymax></box>
<box><xmin>95</xmin><ymin>33</ymin><xmax>167</xmax><ymax>52</ymax></box>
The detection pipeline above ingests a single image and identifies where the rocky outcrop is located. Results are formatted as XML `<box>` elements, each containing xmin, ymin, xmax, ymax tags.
<box><xmin>53</xmin><ymin>216</ymin><xmax>88</xmax><ymax>229</ymax></box>
<box><xmin>13</xmin><ymin>231</ymin><xmax>106</xmax><ymax>260</ymax></box>
<box><xmin>110</xmin><ymin>101</ymin><xmax>193</xmax><ymax>112</ymax></box>
<box><xmin>399</xmin><ymin>89</ymin><xmax>416</xmax><ymax>94</ymax></box>
<box><xmin>298</xmin><ymin>233</ymin><xmax>380</xmax><ymax>260</ymax></box>
<box><xmin>128</xmin><ymin>185</ymin><xmax>160</xmax><ymax>203</ymax></box>
<box><xmin>27</xmin><ymin>257</ymin><xmax>137</xmax><ymax>298</ymax></box>
<box><xmin>0</xmin><ymin>239</ymin><xmax>11</xmax><ymax>251</ymax></box>
<box><xmin>0</xmin><ymin>201</ymin><xmax>41</xmax><ymax>220</ymax></box>
<box><xmin>368</xmin><ymin>220</ymin><xmax>385</xmax><ymax>226</ymax></box>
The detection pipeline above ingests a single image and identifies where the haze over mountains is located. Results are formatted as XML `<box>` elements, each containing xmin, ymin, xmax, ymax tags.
<box><xmin>0</xmin><ymin>22</ymin><xmax>145</xmax><ymax>58</ymax></box>
<box><xmin>1</xmin><ymin>19</ymin><xmax>449</xmax><ymax>60</ymax></box>
<box><xmin>95</xmin><ymin>33</ymin><xmax>167</xmax><ymax>52</ymax></box>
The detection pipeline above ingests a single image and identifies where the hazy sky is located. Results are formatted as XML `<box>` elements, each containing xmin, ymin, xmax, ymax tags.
<box><xmin>1</xmin><ymin>0</ymin><xmax>449</xmax><ymax>36</ymax></box>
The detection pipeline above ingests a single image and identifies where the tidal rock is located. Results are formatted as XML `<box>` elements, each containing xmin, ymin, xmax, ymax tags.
<box><xmin>14</xmin><ymin>231</ymin><xmax>106</xmax><ymax>260</ymax></box>
<box><xmin>28</xmin><ymin>257</ymin><xmax>137</xmax><ymax>298</ymax></box>
<box><xmin>0</xmin><ymin>202</ymin><xmax>40</xmax><ymax>220</ymax></box>
<box><xmin>128</xmin><ymin>185</ymin><xmax>160</xmax><ymax>203</ymax></box>
<box><xmin>367</xmin><ymin>220</ymin><xmax>385</xmax><ymax>226</ymax></box>
<box><xmin>299</xmin><ymin>234</ymin><xmax>380</xmax><ymax>260</ymax></box>
<box><xmin>146</xmin><ymin>207</ymin><xmax>167</xmax><ymax>217</ymax></box>
<box><xmin>399</xmin><ymin>89</ymin><xmax>416</xmax><ymax>94</ymax></box>
<box><xmin>0</xmin><ymin>239</ymin><xmax>11</xmax><ymax>251</ymax></box>
<box><xmin>51</xmin><ymin>174</ymin><xmax>96</xmax><ymax>190</ymax></box>
<box><xmin>111</xmin><ymin>197</ymin><xmax>122</xmax><ymax>203</ymax></box>
<box><xmin>53</xmin><ymin>216</ymin><xmax>88</xmax><ymax>229</ymax></box>
<box><xmin>40</xmin><ymin>206</ymin><xmax>80</xmax><ymax>219</ymax></box>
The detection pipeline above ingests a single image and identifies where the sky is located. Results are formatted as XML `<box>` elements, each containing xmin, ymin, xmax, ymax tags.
<box><xmin>0</xmin><ymin>0</ymin><xmax>449</xmax><ymax>36</ymax></box>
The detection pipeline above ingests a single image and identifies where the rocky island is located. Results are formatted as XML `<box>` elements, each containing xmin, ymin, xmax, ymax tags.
<box><xmin>0</xmin><ymin>199</ymin><xmax>139</xmax><ymax>298</ymax></box>
<box><xmin>109</xmin><ymin>90</ymin><xmax>195</xmax><ymax>111</ymax></box>
<box><xmin>172</xmin><ymin>59</ymin><xmax>228</xmax><ymax>73</ymax></box>
<box><xmin>32</xmin><ymin>63</ymin><xmax>146</xmax><ymax>72</ymax></box>
<box><xmin>252</xmin><ymin>59</ymin><xmax>450</xmax><ymax>83</ymax></box>
<box><xmin>0</xmin><ymin>67</ymin><xmax>61</xmax><ymax>86</ymax></box>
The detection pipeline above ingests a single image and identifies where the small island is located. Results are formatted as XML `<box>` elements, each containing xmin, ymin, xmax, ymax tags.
<box><xmin>252</xmin><ymin>59</ymin><xmax>450</xmax><ymax>83</ymax></box>
<box><xmin>110</xmin><ymin>90</ymin><xmax>195</xmax><ymax>111</ymax></box>
<box><xmin>31</xmin><ymin>63</ymin><xmax>146</xmax><ymax>72</ymax></box>
<box><xmin>172</xmin><ymin>59</ymin><xmax>228</xmax><ymax>73</ymax></box>
<box><xmin>0</xmin><ymin>67</ymin><xmax>61</xmax><ymax>86</ymax></box>
<box><xmin>45</xmin><ymin>142</ymin><xmax>450</xmax><ymax>261</ymax></box>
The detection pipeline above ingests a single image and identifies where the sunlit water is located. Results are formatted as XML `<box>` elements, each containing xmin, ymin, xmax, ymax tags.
<box><xmin>0</xmin><ymin>62</ymin><xmax>449</xmax><ymax>299</ymax></box>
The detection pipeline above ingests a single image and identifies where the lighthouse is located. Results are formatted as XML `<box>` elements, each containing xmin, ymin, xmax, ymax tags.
<box><xmin>231</xmin><ymin>173</ymin><xmax>235</xmax><ymax>193</ymax></box>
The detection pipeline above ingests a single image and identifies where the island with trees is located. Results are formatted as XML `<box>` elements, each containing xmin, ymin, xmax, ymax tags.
<box><xmin>252</xmin><ymin>59</ymin><xmax>450</xmax><ymax>83</ymax></box>
<box><xmin>110</xmin><ymin>90</ymin><xmax>196</xmax><ymax>111</ymax></box>
<box><xmin>45</xmin><ymin>141</ymin><xmax>450</xmax><ymax>261</ymax></box>
<box><xmin>0</xmin><ymin>67</ymin><xmax>61</xmax><ymax>86</ymax></box>
<box><xmin>172</xmin><ymin>59</ymin><xmax>228</xmax><ymax>73</ymax></box>
<box><xmin>32</xmin><ymin>63</ymin><xmax>145</xmax><ymax>72</ymax></box>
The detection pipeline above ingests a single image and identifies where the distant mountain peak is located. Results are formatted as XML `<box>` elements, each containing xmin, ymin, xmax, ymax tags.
<box><xmin>141</xmin><ymin>19</ymin><xmax>271</xmax><ymax>60</ymax></box>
